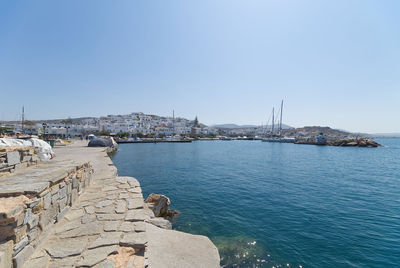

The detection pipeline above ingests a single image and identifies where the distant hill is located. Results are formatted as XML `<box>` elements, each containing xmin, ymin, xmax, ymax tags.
<box><xmin>366</xmin><ymin>133</ymin><xmax>400</xmax><ymax>138</ymax></box>
<box><xmin>283</xmin><ymin>126</ymin><xmax>356</xmax><ymax>138</ymax></box>
<box><xmin>212</xmin><ymin>123</ymin><xmax>293</xmax><ymax>129</ymax></box>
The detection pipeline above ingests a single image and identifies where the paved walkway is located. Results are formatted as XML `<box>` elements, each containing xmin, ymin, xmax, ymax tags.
<box><xmin>25</xmin><ymin>142</ymin><xmax>150</xmax><ymax>268</ymax></box>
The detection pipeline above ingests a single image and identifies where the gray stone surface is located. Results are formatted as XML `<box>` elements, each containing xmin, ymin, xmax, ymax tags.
<box><xmin>127</xmin><ymin>198</ymin><xmax>144</xmax><ymax>209</ymax></box>
<box><xmin>0</xmin><ymin>240</ymin><xmax>13</xmax><ymax>268</ymax></box>
<box><xmin>13</xmin><ymin>236</ymin><xmax>29</xmax><ymax>255</ymax></box>
<box><xmin>120</xmin><ymin>232</ymin><xmax>148</xmax><ymax>248</ymax></box>
<box><xmin>23</xmin><ymin>142</ymin><xmax>219</xmax><ymax>268</ymax></box>
<box><xmin>148</xmin><ymin>217</ymin><xmax>172</xmax><ymax>230</ymax></box>
<box><xmin>115</xmin><ymin>200</ymin><xmax>126</xmax><ymax>214</ymax></box>
<box><xmin>84</xmin><ymin>205</ymin><xmax>95</xmax><ymax>214</ymax></box>
<box><xmin>146</xmin><ymin>223</ymin><xmax>220</xmax><ymax>268</ymax></box>
<box><xmin>119</xmin><ymin>222</ymin><xmax>135</xmax><ymax>232</ymax></box>
<box><xmin>77</xmin><ymin>245</ymin><xmax>118</xmax><ymax>267</ymax></box>
<box><xmin>44</xmin><ymin>238</ymin><xmax>87</xmax><ymax>258</ymax></box>
<box><xmin>13</xmin><ymin>245</ymin><xmax>34</xmax><ymax>268</ymax></box>
<box><xmin>126</xmin><ymin>209</ymin><xmax>147</xmax><ymax>222</ymax></box>
<box><xmin>6</xmin><ymin>151</ymin><xmax>20</xmax><ymax>166</ymax></box>
<box><xmin>97</xmin><ymin>214</ymin><xmax>125</xmax><ymax>221</ymax></box>
<box><xmin>95</xmin><ymin>200</ymin><xmax>113</xmax><ymax>208</ymax></box>
<box><xmin>88</xmin><ymin>232</ymin><xmax>122</xmax><ymax>249</ymax></box>
<box><xmin>103</xmin><ymin>221</ymin><xmax>120</xmax><ymax>232</ymax></box>
<box><xmin>58</xmin><ymin>222</ymin><xmax>102</xmax><ymax>238</ymax></box>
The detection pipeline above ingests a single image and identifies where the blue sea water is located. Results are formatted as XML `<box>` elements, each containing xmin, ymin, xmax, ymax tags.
<box><xmin>111</xmin><ymin>139</ymin><xmax>400</xmax><ymax>268</ymax></box>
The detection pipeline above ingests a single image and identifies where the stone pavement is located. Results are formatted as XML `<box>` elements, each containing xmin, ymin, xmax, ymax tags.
<box><xmin>22</xmin><ymin>141</ymin><xmax>221</xmax><ymax>268</ymax></box>
<box><xmin>24</xmin><ymin>142</ymin><xmax>151</xmax><ymax>268</ymax></box>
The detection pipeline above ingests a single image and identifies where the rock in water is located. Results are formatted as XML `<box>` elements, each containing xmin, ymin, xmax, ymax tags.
<box><xmin>145</xmin><ymin>193</ymin><xmax>170</xmax><ymax>217</ymax></box>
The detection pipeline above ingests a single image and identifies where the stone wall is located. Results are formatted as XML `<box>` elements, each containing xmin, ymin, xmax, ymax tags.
<box><xmin>0</xmin><ymin>160</ymin><xmax>92</xmax><ymax>267</ymax></box>
<box><xmin>0</xmin><ymin>146</ymin><xmax>40</xmax><ymax>177</ymax></box>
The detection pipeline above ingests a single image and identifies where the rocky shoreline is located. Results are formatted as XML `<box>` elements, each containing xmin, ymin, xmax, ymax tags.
<box><xmin>0</xmin><ymin>140</ymin><xmax>220</xmax><ymax>268</ymax></box>
<box><xmin>295</xmin><ymin>137</ymin><xmax>381</xmax><ymax>147</ymax></box>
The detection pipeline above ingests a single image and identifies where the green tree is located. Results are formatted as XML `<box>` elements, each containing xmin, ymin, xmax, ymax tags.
<box><xmin>193</xmin><ymin>116</ymin><xmax>199</xmax><ymax>127</ymax></box>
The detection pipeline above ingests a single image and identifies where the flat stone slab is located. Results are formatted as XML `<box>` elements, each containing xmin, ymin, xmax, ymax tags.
<box><xmin>77</xmin><ymin>245</ymin><xmax>118</xmax><ymax>267</ymax></box>
<box><xmin>58</xmin><ymin>222</ymin><xmax>102</xmax><ymax>238</ymax></box>
<box><xmin>95</xmin><ymin>200</ymin><xmax>113</xmax><ymax>208</ymax></box>
<box><xmin>120</xmin><ymin>232</ymin><xmax>148</xmax><ymax>248</ymax></box>
<box><xmin>0</xmin><ymin>160</ymin><xmax>87</xmax><ymax>196</ymax></box>
<box><xmin>127</xmin><ymin>198</ymin><xmax>144</xmax><ymax>209</ymax></box>
<box><xmin>103</xmin><ymin>221</ymin><xmax>120</xmax><ymax>232</ymax></box>
<box><xmin>88</xmin><ymin>232</ymin><xmax>122</xmax><ymax>249</ymax></box>
<box><xmin>126</xmin><ymin>209</ymin><xmax>147</xmax><ymax>222</ymax></box>
<box><xmin>146</xmin><ymin>223</ymin><xmax>220</xmax><ymax>268</ymax></box>
<box><xmin>97</xmin><ymin>214</ymin><xmax>125</xmax><ymax>221</ymax></box>
<box><xmin>44</xmin><ymin>238</ymin><xmax>87</xmax><ymax>258</ymax></box>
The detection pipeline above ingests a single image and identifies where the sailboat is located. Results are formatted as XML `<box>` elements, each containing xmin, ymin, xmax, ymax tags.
<box><xmin>261</xmin><ymin>100</ymin><xmax>296</xmax><ymax>143</ymax></box>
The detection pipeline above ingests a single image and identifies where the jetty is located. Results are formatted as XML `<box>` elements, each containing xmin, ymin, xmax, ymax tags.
<box><xmin>0</xmin><ymin>141</ymin><xmax>219</xmax><ymax>268</ymax></box>
<box><xmin>116</xmin><ymin>139</ymin><xmax>192</xmax><ymax>144</ymax></box>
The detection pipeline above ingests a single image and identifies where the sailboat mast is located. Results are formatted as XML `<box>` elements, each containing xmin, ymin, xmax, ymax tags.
<box><xmin>172</xmin><ymin>110</ymin><xmax>175</xmax><ymax>136</ymax></box>
<box><xmin>271</xmin><ymin>107</ymin><xmax>274</xmax><ymax>135</ymax></box>
<box><xmin>279</xmin><ymin>100</ymin><xmax>283</xmax><ymax>136</ymax></box>
<box><xmin>22</xmin><ymin>106</ymin><xmax>25</xmax><ymax>135</ymax></box>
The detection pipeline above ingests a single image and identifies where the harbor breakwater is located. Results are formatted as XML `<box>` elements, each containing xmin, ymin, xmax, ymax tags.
<box><xmin>0</xmin><ymin>141</ymin><xmax>220</xmax><ymax>268</ymax></box>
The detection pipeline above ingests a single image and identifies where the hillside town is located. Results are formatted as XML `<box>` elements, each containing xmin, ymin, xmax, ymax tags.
<box><xmin>1</xmin><ymin>112</ymin><xmax>222</xmax><ymax>138</ymax></box>
<box><xmin>0</xmin><ymin>112</ymin><xmax>381</xmax><ymax>147</ymax></box>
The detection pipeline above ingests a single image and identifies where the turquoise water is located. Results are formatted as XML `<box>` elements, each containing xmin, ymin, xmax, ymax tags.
<box><xmin>111</xmin><ymin>139</ymin><xmax>400</xmax><ymax>268</ymax></box>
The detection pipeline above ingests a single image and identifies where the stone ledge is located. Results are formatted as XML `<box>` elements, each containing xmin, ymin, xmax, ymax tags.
<box><xmin>0</xmin><ymin>160</ymin><xmax>92</xmax><ymax>268</ymax></box>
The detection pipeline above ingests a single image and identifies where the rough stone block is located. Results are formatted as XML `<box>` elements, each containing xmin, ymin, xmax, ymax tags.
<box><xmin>39</xmin><ymin>205</ymin><xmax>57</xmax><ymax>229</ymax></box>
<box><xmin>70</xmin><ymin>189</ymin><xmax>78</xmax><ymax>205</ymax></box>
<box><xmin>67</xmin><ymin>183</ymin><xmax>72</xmax><ymax>195</ymax></box>
<box><xmin>50</xmin><ymin>186</ymin><xmax>59</xmax><ymax>196</ymax></box>
<box><xmin>51</xmin><ymin>192</ymin><xmax>59</xmax><ymax>204</ymax></box>
<box><xmin>27</xmin><ymin>228</ymin><xmax>39</xmax><ymax>242</ymax></box>
<box><xmin>6</xmin><ymin>152</ymin><xmax>20</xmax><ymax>166</ymax></box>
<box><xmin>14</xmin><ymin>162</ymin><xmax>28</xmax><ymax>171</ymax></box>
<box><xmin>14</xmin><ymin>225</ymin><xmax>27</xmax><ymax>243</ymax></box>
<box><xmin>0</xmin><ymin>225</ymin><xmax>14</xmax><ymax>241</ymax></box>
<box><xmin>13</xmin><ymin>245</ymin><xmax>34</xmax><ymax>268</ymax></box>
<box><xmin>72</xmin><ymin>175</ymin><xmax>79</xmax><ymax>189</ymax></box>
<box><xmin>43</xmin><ymin>193</ymin><xmax>51</xmax><ymax>209</ymax></box>
<box><xmin>23</xmin><ymin>209</ymin><xmax>32</xmax><ymax>225</ymax></box>
<box><xmin>58</xmin><ymin>197</ymin><xmax>67</xmax><ymax>212</ymax></box>
<box><xmin>56</xmin><ymin>206</ymin><xmax>70</xmax><ymax>222</ymax></box>
<box><xmin>22</xmin><ymin>156</ymin><xmax>31</xmax><ymax>162</ymax></box>
<box><xmin>32</xmin><ymin>200</ymin><xmax>44</xmax><ymax>214</ymax></box>
<box><xmin>25</xmin><ymin>199</ymin><xmax>40</xmax><ymax>209</ymax></box>
<box><xmin>13</xmin><ymin>236</ymin><xmax>28</xmax><ymax>255</ymax></box>
<box><xmin>27</xmin><ymin>214</ymin><xmax>39</xmax><ymax>229</ymax></box>
<box><xmin>59</xmin><ymin>187</ymin><xmax>67</xmax><ymax>199</ymax></box>
<box><xmin>0</xmin><ymin>240</ymin><xmax>13</xmax><ymax>268</ymax></box>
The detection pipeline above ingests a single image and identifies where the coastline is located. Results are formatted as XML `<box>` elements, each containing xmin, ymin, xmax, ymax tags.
<box><xmin>0</xmin><ymin>140</ymin><xmax>220</xmax><ymax>268</ymax></box>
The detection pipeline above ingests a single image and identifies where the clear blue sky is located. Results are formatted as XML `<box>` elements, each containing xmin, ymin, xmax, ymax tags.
<box><xmin>1</xmin><ymin>0</ymin><xmax>399</xmax><ymax>133</ymax></box>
